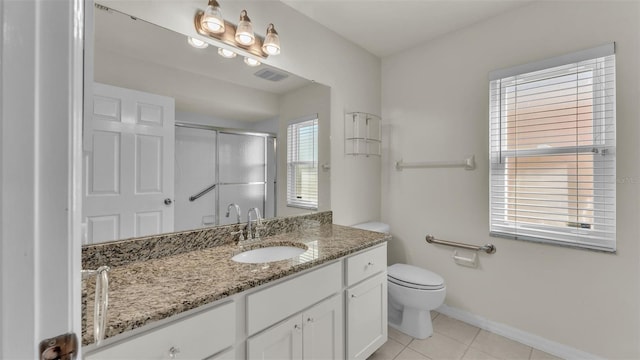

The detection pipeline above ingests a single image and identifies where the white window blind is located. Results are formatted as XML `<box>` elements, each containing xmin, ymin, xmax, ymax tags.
<box><xmin>489</xmin><ymin>44</ymin><xmax>616</xmax><ymax>252</ymax></box>
<box><xmin>287</xmin><ymin>116</ymin><xmax>318</xmax><ymax>209</ymax></box>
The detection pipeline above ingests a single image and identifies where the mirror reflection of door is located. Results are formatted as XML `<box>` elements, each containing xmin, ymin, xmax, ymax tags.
<box><xmin>83</xmin><ymin>83</ymin><xmax>175</xmax><ymax>244</ymax></box>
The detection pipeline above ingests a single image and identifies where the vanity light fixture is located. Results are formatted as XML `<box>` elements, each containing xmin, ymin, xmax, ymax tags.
<box><xmin>244</xmin><ymin>57</ymin><xmax>261</xmax><ymax>67</ymax></box>
<box><xmin>262</xmin><ymin>24</ymin><xmax>280</xmax><ymax>55</ymax></box>
<box><xmin>194</xmin><ymin>0</ymin><xmax>280</xmax><ymax>59</ymax></box>
<box><xmin>235</xmin><ymin>10</ymin><xmax>255</xmax><ymax>46</ymax></box>
<box><xmin>218</xmin><ymin>48</ymin><xmax>237</xmax><ymax>58</ymax></box>
<box><xmin>201</xmin><ymin>0</ymin><xmax>225</xmax><ymax>34</ymax></box>
<box><xmin>187</xmin><ymin>37</ymin><xmax>209</xmax><ymax>49</ymax></box>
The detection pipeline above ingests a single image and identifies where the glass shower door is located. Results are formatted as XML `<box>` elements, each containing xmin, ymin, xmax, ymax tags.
<box><xmin>174</xmin><ymin>126</ymin><xmax>217</xmax><ymax>231</ymax></box>
<box><xmin>218</xmin><ymin>132</ymin><xmax>266</xmax><ymax>225</ymax></box>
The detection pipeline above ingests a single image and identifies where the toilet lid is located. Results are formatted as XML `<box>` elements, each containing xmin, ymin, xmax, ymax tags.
<box><xmin>388</xmin><ymin>263</ymin><xmax>445</xmax><ymax>288</ymax></box>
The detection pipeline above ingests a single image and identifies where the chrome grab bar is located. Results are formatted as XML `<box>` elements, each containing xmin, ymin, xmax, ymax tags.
<box><xmin>425</xmin><ymin>234</ymin><xmax>496</xmax><ymax>254</ymax></box>
<box><xmin>189</xmin><ymin>183</ymin><xmax>216</xmax><ymax>202</ymax></box>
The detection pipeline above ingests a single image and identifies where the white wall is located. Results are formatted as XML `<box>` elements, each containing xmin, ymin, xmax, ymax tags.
<box><xmin>277</xmin><ymin>83</ymin><xmax>331</xmax><ymax>217</ymax></box>
<box><xmin>102</xmin><ymin>0</ymin><xmax>382</xmax><ymax>226</ymax></box>
<box><xmin>381</xmin><ymin>1</ymin><xmax>639</xmax><ymax>358</ymax></box>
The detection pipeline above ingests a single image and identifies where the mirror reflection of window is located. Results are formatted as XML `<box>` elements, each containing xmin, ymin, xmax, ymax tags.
<box><xmin>287</xmin><ymin>116</ymin><xmax>318</xmax><ymax>209</ymax></box>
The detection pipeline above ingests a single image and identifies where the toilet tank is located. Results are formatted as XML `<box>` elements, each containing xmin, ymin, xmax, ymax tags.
<box><xmin>352</xmin><ymin>222</ymin><xmax>390</xmax><ymax>233</ymax></box>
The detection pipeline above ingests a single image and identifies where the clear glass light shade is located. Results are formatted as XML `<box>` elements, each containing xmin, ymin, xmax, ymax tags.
<box><xmin>187</xmin><ymin>37</ymin><xmax>209</xmax><ymax>49</ymax></box>
<box><xmin>235</xmin><ymin>10</ymin><xmax>255</xmax><ymax>45</ymax></box>
<box><xmin>262</xmin><ymin>24</ymin><xmax>280</xmax><ymax>55</ymax></box>
<box><xmin>244</xmin><ymin>57</ymin><xmax>261</xmax><ymax>66</ymax></box>
<box><xmin>202</xmin><ymin>2</ymin><xmax>225</xmax><ymax>33</ymax></box>
<box><xmin>218</xmin><ymin>48</ymin><xmax>237</xmax><ymax>58</ymax></box>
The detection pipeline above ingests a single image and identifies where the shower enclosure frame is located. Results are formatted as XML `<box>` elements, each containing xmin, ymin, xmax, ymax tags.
<box><xmin>175</xmin><ymin>122</ymin><xmax>278</xmax><ymax>226</ymax></box>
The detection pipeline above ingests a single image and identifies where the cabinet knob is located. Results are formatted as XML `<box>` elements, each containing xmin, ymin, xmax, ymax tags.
<box><xmin>294</xmin><ymin>324</ymin><xmax>302</xmax><ymax>332</ymax></box>
<box><xmin>307</xmin><ymin>317</ymin><xmax>314</xmax><ymax>323</ymax></box>
<box><xmin>351</xmin><ymin>294</ymin><xmax>357</xmax><ymax>298</ymax></box>
<box><xmin>367</xmin><ymin>261</ymin><xmax>374</xmax><ymax>266</ymax></box>
<box><xmin>168</xmin><ymin>346</ymin><xmax>180</xmax><ymax>359</ymax></box>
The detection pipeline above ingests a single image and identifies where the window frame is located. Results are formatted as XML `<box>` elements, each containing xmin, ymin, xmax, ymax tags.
<box><xmin>489</xmin><ymin>44</ymin><xmax>616</xmax><ymax>252</ymax></box>
<box><xmin>286</xmin><ymin>115</ymin><xmax>319</xmax><ymax>210</ymax></box>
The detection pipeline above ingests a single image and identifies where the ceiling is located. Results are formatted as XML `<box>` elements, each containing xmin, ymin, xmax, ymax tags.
<box><xmin>282</xmin><ymin>0</ymin><xmax>534</xmax><ymax>58</ymax></box>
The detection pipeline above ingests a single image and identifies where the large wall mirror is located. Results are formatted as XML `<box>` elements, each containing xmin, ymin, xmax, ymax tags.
<box><xmin>84</xmin><ymin>3</ymin><xmax>331</xmax><ymax>244</ymax></box>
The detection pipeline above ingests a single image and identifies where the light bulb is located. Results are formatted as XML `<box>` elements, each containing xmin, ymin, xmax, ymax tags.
<box><xmin>218</xmin><ymin>48</ymin><xmax>237</xmax><ymax>58</ymax></box>
<box><xmin>187</xmin><ymin>37</ymin><xmax>209</xmax><ymax>49</ymax></box>
<box><xmin>202</xmin><ymin>0</ymin><xmax>225</xmax><ymax>34</ymax></box>
<box><xmin>244</xmin><ymin>57</ymin><xmax>261</xmax><ymax>67</ymax></box>
<box><xmin>262</xmin><ymin>24</ymin><xmax>280</xmax><ymax>55</ymax></box>
<box><xmin>235</xmin><ymin>10</ymin><xmax>255</xmax><ymax>46</ymax></box>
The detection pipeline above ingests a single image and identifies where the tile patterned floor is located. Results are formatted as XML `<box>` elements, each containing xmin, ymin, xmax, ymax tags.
<box><xmin>368</xmin><ymin>312</ymin><xmax>563</xmax><ymax>360</ymax></box>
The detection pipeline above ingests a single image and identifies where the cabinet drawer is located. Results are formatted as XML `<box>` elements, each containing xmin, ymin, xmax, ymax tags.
<box><xmin>86</xmin><ymin>301</ymin><xmax>235</xmax><ymax>360</ymax></box>
<box><xmin>247</xmin><ymin>261</ymin><xmax>342</xmax><ymax>336</ymax></box>
<box><xmin>345</xmin><ymin>244</ymin><xmax>387</xmax><ymax>286</ymax></box>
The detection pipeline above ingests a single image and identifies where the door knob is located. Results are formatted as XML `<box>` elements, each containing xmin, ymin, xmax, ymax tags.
<box><xmin>164</xmin><ymin>198</ymin><xmax>173</xmax><ymax>205</ymax></box>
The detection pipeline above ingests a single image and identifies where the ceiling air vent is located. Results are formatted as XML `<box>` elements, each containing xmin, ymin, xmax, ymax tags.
<box><xmin>254</xmin><ymin>68</ymin><xmax>289</xmax><ymax>82</ymax></box>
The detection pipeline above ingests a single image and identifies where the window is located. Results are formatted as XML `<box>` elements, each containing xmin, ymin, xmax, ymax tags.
<box><xmin>489</xmin><ymin>44</ymin><xmax>616</xmax><ymax>251</ymax></box>
<box><xmin>287</xmin><ymin>116</ymin><xmax>318</xmax><ymax>209</ymax></box>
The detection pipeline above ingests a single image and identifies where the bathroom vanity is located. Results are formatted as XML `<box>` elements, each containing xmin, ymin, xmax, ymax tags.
<box><xmin>82</xmin><ymin>213</ymin><xmax>388</xmax><ymax>359</ymax></box>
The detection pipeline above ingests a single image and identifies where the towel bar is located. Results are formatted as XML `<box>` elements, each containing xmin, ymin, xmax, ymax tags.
<box><xmin>396</xmin><ymin>155</ymin><xmax>475</xmax><ymax>171</ymax></box>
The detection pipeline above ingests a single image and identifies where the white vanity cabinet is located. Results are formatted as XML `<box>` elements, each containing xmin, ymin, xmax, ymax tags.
<box><xmin>247</xmin><ymin>294</ymin><xmax>343</xmax><ymax>360</ymax></box>
<box><xmin>84</xmin><ymin>301</ymin><xmax>235</xmax><ymax>360</ymax></box>
<box><xmin>84</xmin><ymin>243</ymin><xmax>387</xmax><ymax>360</ymax></box>
<box><xmin>345</xmin><ymin>245</ymin><xmax>388</xmax><ymax>360</ymax></box>
<box><xmin>246</xmin><ymin>261</ymin><xmax>344</xmax><ymax>360</ymax></box>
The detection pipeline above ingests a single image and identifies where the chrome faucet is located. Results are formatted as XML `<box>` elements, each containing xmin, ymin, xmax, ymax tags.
<box><xmin>247</xmin><ymin>207</ymin><xmax>262</xmax><ymax>240</ymax></box>
<box><xmin>225</xmin><ymin>203</ymin><xmax>241</xmax><ymax>224</ymax></box>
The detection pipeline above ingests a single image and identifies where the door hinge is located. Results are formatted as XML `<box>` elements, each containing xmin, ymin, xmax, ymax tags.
<box><xmin>39</xmin><ymin>332</ymin><xmax>78</xmax><ymax>360</ymax></box>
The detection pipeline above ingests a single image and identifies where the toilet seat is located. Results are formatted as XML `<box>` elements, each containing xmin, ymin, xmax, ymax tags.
<box><xmin>388</xmin><ymin>263</ymin><xmax>445</xmax><ymax>290</ymax></box>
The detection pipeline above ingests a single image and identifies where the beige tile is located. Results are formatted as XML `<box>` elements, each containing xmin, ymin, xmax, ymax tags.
<box><xmin>408</xmin><ymin>332</ymin><xmax>468</xmax><ymax>360</ymax></box>
<box><xmin>462</xmin><ymin>347</ymin><xmax>500</xmax><ymax>360</ymax></box>
<box><xmin>433</xmin><ymin>315</ymin><xmax>480</xmax><ymax>345</ymax></box>
<box><xmin>530</xmin><ymin>348</ymin><xmax>563</xmax><ymax>360</ymax></box>
<box><xmin>395</xmin><ymin>347</ymin><xmax>432</xmax><ymax>360</ymax></box>
<box><xmin>389</xmin><ymin>326</ymin><xmax>414</xmax><ymax>346</ymax></box>
<box><xmin>470</xmin><ymin>330</ymin><xmax>532</xmax><ymax>360</ymax></box>
<box><xmin>368</xmin><ymin>339</ymin><xmax>405</xmax><ymax>360</ymax></box>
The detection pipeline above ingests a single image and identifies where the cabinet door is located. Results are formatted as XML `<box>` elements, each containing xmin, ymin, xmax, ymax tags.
<box><xmin>247</xmin><ymin>315</ymin><xmax>303</xmax><ymax>360</ymax></box>
<box><xmin>302</xmin><ymin>294</ymin><xmax>344</xmax><ymax>360</ymax></box>
<box><xmin>346</xmin><ymin>273</ymin><xmax>388</xmax><ymax>360</ymax></box>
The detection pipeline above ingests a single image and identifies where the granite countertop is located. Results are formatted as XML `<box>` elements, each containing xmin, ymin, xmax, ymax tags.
<box><xmin>83</xmin><ymin>223</ymin><xmax>389</xmax><ymax>346</ymax></box>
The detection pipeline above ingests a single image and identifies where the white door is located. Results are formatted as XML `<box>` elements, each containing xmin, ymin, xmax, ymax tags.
<box><xmin>84</xmin><ymin>83</ymin><xmax>175</xmax><ymax>243</ymax></box>
<box><xmin>247</xmin><ymin>315</ymin><xmax>303</xmax><ymax>360</ymax></box>
<box><xmin>303</xmin><ymin>294</ymin><xmax>344</xmax><ymax>360</ymax></box>
<box><xmin>1</xmin><ymin>0</ymin><xmax>83</xmax><ymax>357</ymax></box>
<box><xmin>346</xmin><ymin>273</ymin><xmax>388</xmax><ymax>360</ymax></box>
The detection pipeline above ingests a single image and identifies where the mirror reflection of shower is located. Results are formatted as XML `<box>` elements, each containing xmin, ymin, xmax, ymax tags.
<box><xmin>174</xmin><ymin>124</ymin><xmax>276</xmax><ymax>232</ymax></box>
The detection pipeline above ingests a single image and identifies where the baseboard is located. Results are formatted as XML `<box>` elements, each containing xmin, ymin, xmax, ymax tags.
<box><xmin>436</xmin><ymin>304</ymin><xmax>604</xmax><ymax>360</ymax></box>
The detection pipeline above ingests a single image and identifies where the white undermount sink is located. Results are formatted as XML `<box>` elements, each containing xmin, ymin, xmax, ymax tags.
<box><xmin>231</xmin><ymin>245</ymin><xmax>307</xmax><ymax>264</ymax></box>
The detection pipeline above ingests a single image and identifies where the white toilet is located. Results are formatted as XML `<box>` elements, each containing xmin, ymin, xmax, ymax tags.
<box><xmin>353</xmin><ymin>222</ymin><xmax>446</xmax><ymax>339</ymax></box>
